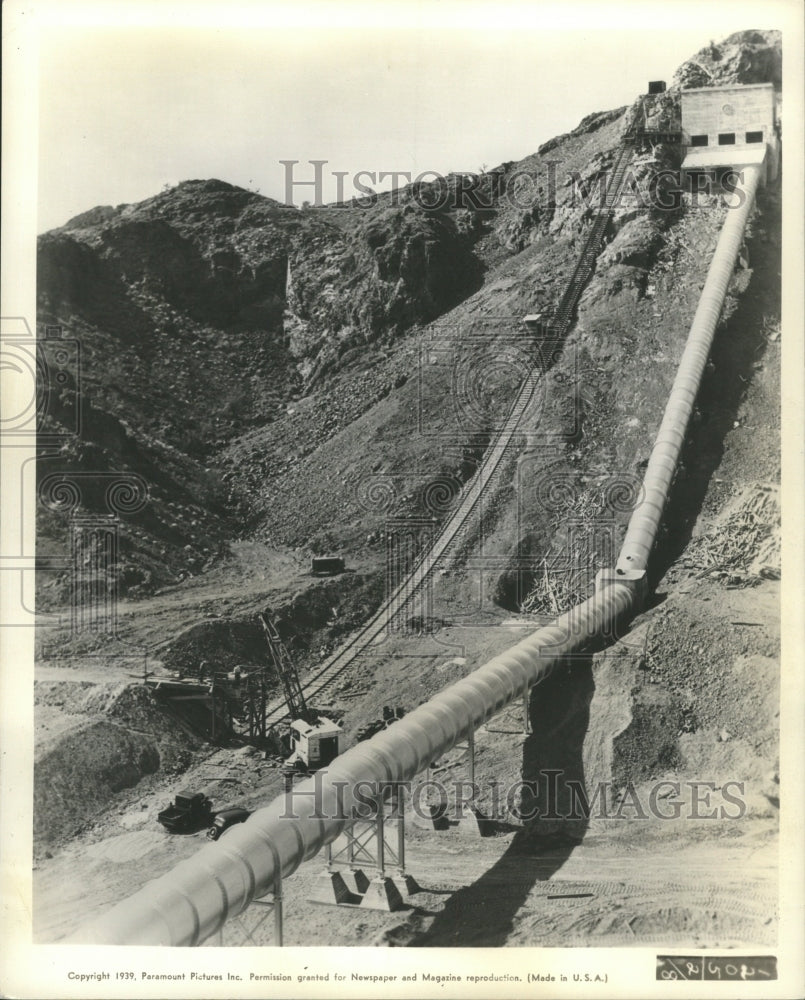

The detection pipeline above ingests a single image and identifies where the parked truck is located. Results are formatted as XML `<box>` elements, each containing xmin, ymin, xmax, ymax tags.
<box><xmin>157</xmin><ymin>790</ymin><xmax>214</xmax><ymax>833</ymax></box>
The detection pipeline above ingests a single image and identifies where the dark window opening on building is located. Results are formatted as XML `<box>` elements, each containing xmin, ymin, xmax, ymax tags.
<box><xmin>746</xmin><ymin>130</ymin><xmax>764</xmax><ymax>143</ymax></box>
<box><xmin>718</xmin><ymin>133</ymin><xmax>736</xmax><ymax>145</ymax></box>
<box><xmin>648</xmin><ymin>80</ymin><xmax>666</xmax><ymax>95</ymax></box>
<box><xmin>690</xmin><ymin>134</ymin><xmax>708</xmax><ymax>147</ymax></box>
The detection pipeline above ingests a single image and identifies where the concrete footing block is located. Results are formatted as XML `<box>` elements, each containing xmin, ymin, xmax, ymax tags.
<box><xmin>343</xmin><ymin>868</ymin><xmax>371</xmax><ymax>894</ymax></box>
<box><xmin>457</xmin><ymin>805</ymin><xmax>491</xmax><ymax>838</ymax></box>
<box><xmin>411</xmin><ymin>803</ymin><xmax>449</xmax><ymax>831</ymax></box>
<box><xmin>307</xmin><ymin>871</ymin><xmax>355</xmax><ymax>905</ymax></box>
<box><xmin>392</xmin><ymin>873</ymin><xmax>422</xmax><ymax>897</ymax></box>
<box><xmin>360</xmin><ymin>877</ymin><xmax>404</xmax><ymax>911</ymax></box>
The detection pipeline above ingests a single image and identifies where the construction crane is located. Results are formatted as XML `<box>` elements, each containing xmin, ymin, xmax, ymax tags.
<box><xmin>259</xmin><ymin>610</ymin><xmax>343</xmax><ymax>773</ymax></box>
<box><xmin>259</xmin><ymin>611</ymin><xmax>310</xmax><ymax>724</ymax></box>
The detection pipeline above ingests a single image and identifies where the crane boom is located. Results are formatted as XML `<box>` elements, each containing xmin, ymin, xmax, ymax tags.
<box><xmin>258</xmin><ymin>611</ymin><xmax>314</xmax><ymax>725</ymax></box>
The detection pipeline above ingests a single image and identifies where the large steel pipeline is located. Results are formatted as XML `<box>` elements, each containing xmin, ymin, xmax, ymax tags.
<box><xmin>71</xmin><ymin>165</ymin><xmax>763</xmax><ymax>948</ymax></box>
<box><xmin>73</xmin><ymin>582</ymin><xmax>635</xmax><ymax>945</ymax></box>
<box><xmin>617</xmin><ymin>163</ymin><xmax>763</xmax><ymax>573</ymax></box>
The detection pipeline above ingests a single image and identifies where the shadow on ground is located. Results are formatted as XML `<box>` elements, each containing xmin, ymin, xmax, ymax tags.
<box><xmin>409</xmin><ymin>659</ymin><xmax>594</xmax><ymax>946</ymax></box>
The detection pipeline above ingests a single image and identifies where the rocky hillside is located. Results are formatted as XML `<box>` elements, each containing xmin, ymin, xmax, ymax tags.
<box><xmin>36</xmin><ymin>29</ymin><xmax>781</xmax><ymax>611</ymax></box>
<box><xmin>33</xmin><ymin>30</ymin><xmax>783</xmax><ymax>950</ymax></box>
<box><xmin>673</xmin><ymin>29</ymin><xmax>782</xmax><ymax>90</ymax></box>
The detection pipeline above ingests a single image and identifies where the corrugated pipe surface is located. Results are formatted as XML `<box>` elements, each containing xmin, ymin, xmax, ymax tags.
<box><xmin>617</xmin><ymin>164</ymin><xmax>763</xmax><ymax>573</ymax></box>
<box><xmin>73</xmin><ymin>583</ymin><xmax>634</xmax><ymax>945</ymax></box>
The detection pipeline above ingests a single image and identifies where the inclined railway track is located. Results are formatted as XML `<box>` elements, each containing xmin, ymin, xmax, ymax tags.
<box><xmin>264</xmin><ymin>138</ymin><xmax>637</xmax><ymax>725</ymax></box>
<box><xmin>264</xmin><ymin>364</ymin><xmax>545</xmax><ymax>723</ymax></box>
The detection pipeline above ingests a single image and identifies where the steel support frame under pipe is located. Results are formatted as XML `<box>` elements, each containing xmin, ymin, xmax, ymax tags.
<box><xmin>326</xmin><ymin>786</ymin><xmax>407</xmax><ymax>879</ymax></box>
<box><xmin>212</xmin><ymin>871</ymin><xmax>283</xmax><ymax>947</ymax></box>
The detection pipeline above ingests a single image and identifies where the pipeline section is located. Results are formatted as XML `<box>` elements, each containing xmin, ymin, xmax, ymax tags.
<box><xmin>74</xmin><ymin>583</ymin><xmax>635</xmax><ymax>945</ymax></box>
<box><xmin>617</xmin><ymin>163</ymin><xmax>763</xmax><ymax>573</ymax></box>
<box><xmin>73</xmin><ymin>166</ymin><xmax>762</xmax><ymax>948</ymax></box>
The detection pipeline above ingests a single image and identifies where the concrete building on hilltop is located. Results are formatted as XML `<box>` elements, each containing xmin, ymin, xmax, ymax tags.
<box><xmin>680</xmin><ymin>82</ymin><xmax>780</xmax><ymax>191</ymax></box>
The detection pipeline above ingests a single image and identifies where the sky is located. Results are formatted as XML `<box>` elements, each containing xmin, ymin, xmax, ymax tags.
<box><xmin>35</xmin><ymin>1</ymin><xmax>791</xmax><ymax>232</ymax></box>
